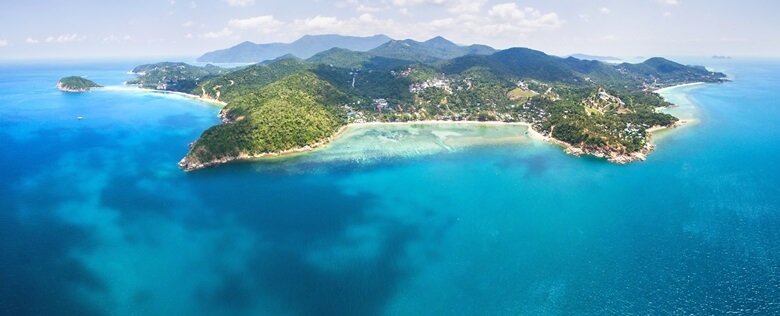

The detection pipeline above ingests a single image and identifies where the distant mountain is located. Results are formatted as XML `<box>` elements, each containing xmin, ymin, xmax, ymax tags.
<box><xmin>306</xmin><ymin>47</ymin><xmax>424</xmax><ymax>70</ymax></box>
<box><xmin>196</xmin><ymin>34</ymin><xmax>393</xmax><ymax>63</ymax></box>
<box><xmin>306</xmin><ymin>48</ymin><xmax>373</xmax><ymax>69</ymax></box>
<box><xmin>567</xmin><ymin>54</ymin><xmax>622</xmax><ymax>62</ymax></box>
<box><xmin>369</xmin><ymin>36</ymin><xmax>497</xmax><ymax>63</ymax></box>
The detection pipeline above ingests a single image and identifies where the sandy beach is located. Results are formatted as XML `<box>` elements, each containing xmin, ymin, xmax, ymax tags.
<box><xmin>654</xmin><ymin>82</ymin><xmax>705</xmax><ymax>94</ymax></box>
<box><xmin>108</xmin><ymin>84</ymin><xmax>228</xmax><ymax>106</ymax></box>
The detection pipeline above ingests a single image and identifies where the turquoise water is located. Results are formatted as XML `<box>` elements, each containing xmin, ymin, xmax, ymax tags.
<box><xmin>1</xmin><ymin>59</ymin><xmax>778</xmax><ymax>315</ymax></box>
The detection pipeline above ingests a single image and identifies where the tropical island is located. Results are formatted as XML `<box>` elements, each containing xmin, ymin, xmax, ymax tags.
<box><xmin>57</xmin><ymin>76</ymin><xmax>103</xmax><ymax>92</ymax></box>
<box><xmin>125</xmin><ymin>35</ymin><xmax>727</xmax><ymax>171</ymax></box>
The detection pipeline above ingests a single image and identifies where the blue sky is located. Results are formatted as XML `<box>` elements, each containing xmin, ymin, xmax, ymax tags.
<box><xmin>0</xmin><ymin>0</ymin><xmax>776</xmax><ymax>59</ymax></box>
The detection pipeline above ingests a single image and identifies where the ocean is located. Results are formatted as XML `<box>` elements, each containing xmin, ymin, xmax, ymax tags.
<box><xmin>0</xmin><ymin>58</ymin><xmax>778</xmax><ymax>315</ymax></box>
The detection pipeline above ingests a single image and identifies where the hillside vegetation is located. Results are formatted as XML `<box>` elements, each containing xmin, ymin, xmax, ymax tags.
<box><xmin>129</xmin><ymin>37</ymin><xmax>727</xmax><ymax>169</ymax></box>
<box><xmin>57</xmin><ymin>76</ymin><xmax>102</xmax><ymax>92</ymax></box>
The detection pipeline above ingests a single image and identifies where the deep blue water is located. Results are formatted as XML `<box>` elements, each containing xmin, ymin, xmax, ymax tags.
<box><xmin>1</xmin><ymin>59</ymin><xmax>779</xmax><ymax>315</ymax></box>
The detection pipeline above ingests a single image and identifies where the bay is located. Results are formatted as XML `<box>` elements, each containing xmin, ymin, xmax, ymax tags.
<box><xmin>0</xmin><ymin>58</ymin><xmax>778</xmax><ymax>315</ymax></box>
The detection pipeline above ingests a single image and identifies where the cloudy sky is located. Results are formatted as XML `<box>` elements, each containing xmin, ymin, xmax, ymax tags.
<box><xmin>0</xmin><ymin>0</ymin><xmax>777</xmax><ymax>60</ymax></box>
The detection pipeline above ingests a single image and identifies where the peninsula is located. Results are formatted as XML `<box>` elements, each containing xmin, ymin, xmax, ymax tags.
<box><xmin>57</xmin><ymin>76</ymin><xmax>102</xmax><ymax>92</ymax></box>
<box><xmin>126</xmin><ymin>36</ymin><xmax>727</xmax><ymax>171</ymax></box>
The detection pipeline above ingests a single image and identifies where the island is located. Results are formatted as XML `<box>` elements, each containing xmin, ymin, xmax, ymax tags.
<box><xmin>126</xmin><ymin>36</ymin><xmax>727</xmax><ymax>171</ymax></box>
<box><xmin>57</xmin><ymin>76</ymin><xmax>103</xmax><ymax>92</ymax></box>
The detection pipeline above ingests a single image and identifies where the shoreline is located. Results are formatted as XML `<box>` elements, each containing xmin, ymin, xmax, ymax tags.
<box><xmin>179</xmin><ymin>125</ymin><xmax>350</xmax><ymax>171</ymax></box>
<box><xmin>57</xmin><ymin>82</ymin><xmax>102</xmax><ymax>93</ymax></box>
<box><xmin>647</xmin><ymin>81</ymin><xmax>710</xmax><ymax>136</ymax></box>
<box><xmin>112</xmin><ymin>84</ymin><xmax>228</xmax><ymax>107</ymax></box>
<box><xmin>179</xmin><ymin>81</ymin><xmax>716</xmax><ymax>171</ymax></box>
<box><xmin>654</xmin><ymin>82</ymin><xmax>705</xmax><ymax>94</ymax></box>
<box><xmin>180</xmin><ymin>120</ymin><xmax>545</xmax><ymax>171</ymax></box>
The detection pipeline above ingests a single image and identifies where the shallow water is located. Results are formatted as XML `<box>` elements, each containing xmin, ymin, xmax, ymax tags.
<box><xmin>1</xmin><ymin>58</ymin><xmax>778</xmax><ymax>315</ymax></box>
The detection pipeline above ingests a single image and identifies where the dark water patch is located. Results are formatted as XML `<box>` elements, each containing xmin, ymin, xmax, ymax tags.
<box><xmin>0</xmin><ymin>201</ymin><xmax>104</xmax><ymax>316</ymax></box>
<box><xmin>100</xmin><ymin>175</ymin><xmax>182</xmax><ymax>220</ymax></box>
<box><xmin>0</xmin><ymin>126</ymin><xmax>116</xmax><ymax>180</ymax></box>
<box><xmin>189</xmin><ymin>169</ymin><xmax>377</xmax><ymax>248</ymax></box>
<box><xmin>182</xmin><ymin>163</ymin><xmax>457</xmax><ymax>314</ymax></box>
<box><xmin>199</xmin><ymin>223</ymin><xmax>421</xmax><ymax>316</ymax></box>
<box><xmin>495</xmin><ymin>152</ymin><xmax>556</xmax><ymax>177</ymax></box>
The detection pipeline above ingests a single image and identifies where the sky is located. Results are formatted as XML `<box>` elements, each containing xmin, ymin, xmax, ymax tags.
<box><xmin>0</xmin><ymin>0</ymin><xmax>777</xmax><ymax>60</ymax></box>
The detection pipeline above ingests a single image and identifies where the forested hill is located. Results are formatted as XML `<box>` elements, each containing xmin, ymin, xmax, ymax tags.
<box><xmin>179</xmin><ymin>71</ymin><xmax>349</xmax><ymax>170</ymax></box>
<box><xmin>129</xmin><ymin>40</ymin><xmax>727</xmax><ymax>170</ymax></box>
<box><xmin>57</xmin><ymin>76</ymin><xmax>102</xmax><ymax>92</ymax></box>
<box><xmin>368</xmin><ymin>36</ymin><xmax>496</xmax><ymax>63</ymax></box>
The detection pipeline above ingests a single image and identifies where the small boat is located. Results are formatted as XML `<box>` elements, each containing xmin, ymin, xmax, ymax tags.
<box><xmin>77</xmin><ymin>116</ymin><xmax>83</xmax><ymax>120</ymax></box>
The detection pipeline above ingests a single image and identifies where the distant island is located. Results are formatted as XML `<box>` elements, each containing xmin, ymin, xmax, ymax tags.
<box><xmin>57</xmin><ymin>76</ymin><xmax>102</xmax><ymax>92</ymax></box>
<box><xmin>126</xmin><ymin>35</ymin><xmax>727</xmax><ymax>171</ymax></box>
<box><xmin>566</xmin><ymin>54</ymin><xmax>622</xmax><ymax>62</ymax></box>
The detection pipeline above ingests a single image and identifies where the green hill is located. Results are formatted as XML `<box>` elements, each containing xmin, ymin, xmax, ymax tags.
<box><xmin>179</xmin><ymin>71</ymin><xmax>350</xmax><ymax>170</ymax></box>
<box><xmin>306</xmin><ymin>48</ymin><xmax>374</xmax><ymax>69</ymax></box>
<box><xmin>128</xmin><ymin>40</ymin><xmax>728</xmax><ymax>169</ymax></box>
<box><xmin>369</xmin><ymin>36</ymin><xmax>497</xmax><ymax>63</ymax></box>
<box><xmin>616</xmin><ymin>57</ymin><xmax>725</xmax><ymax>88</ymax></box>
<box><xmin>57</xmin><ymin>76</ymin><xmax>102</xmax><ymax>92</ymax></box>
<box><xmin>196</xmin><ymin>57</ymin><xmax>311</xmax><ymax>103</ymax></box>
<box><xmin>127</xmin><ymin>62</ymin><xmax>226</xmax><ymax>93</ymax></box>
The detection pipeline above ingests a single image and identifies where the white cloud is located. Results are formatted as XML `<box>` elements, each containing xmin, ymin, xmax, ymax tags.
<box><xmin>599</xmin><ymin>7</ymin><xmax>611</xmax><ymax>14</ymax></box>
<box><xmin>449</xmin><ymin>0</ymin><xmax>487</xmax><ymax>14</ymax></box>
<box><xmin>601</xmin><ymin>35</ymin><xmax>617</xmax><ymax>41</ymax></box>
<box><xmin>202</xmin><ymin>28</ymin><xmax>238</xmax><ymax>39</ymax></box>
<box><xmin>487</xmin><ymin>3</ymin><xmax>564</xmax><ymax>31</ymax></box>
<box><xmin>663</xmin><ymin>0</ymin><xmax>679</xmax><ymax>4</ymax></box>
<box><xmin>228</xmin><ymin>15</ymin><xmax>283</xmax><ymax>33</ymax></box>
<box><xmin>428</xmin><ymin>18</ymin><xmax>456</xmax><ymax>29</ymax></box>
<box><xmin>663</xmin><ymin>12</ymin><xmax>672</xmax><ymax>17</ymax></box>
<box><xmin>103</xmin><ymin>35</ymin><xmax>132</xmax><ymax>42</ymax></box>
<box><xmin>182</xmin><ymin>21</ymin><xmax>195</xmax><ymax>27</ymax></box>
<box><xmin>392</xmin><ymin>0</ymin><xmax>445</xmax><ymax>6</ymax></box>
<box><xmin>224</xmin><ymin>0</ymin><xmax>255</xmax><ymax>6</ymax></box>
<box><xmin>288</xmin><ymin>14</ymin><xmax>401</xmax><ymax>37</ymax></box>
<box><xmin>579</xmin><ymin>14</ymin><xmax>589</xmax><ymax>22</ymax></box>
<box><xmin>391</xmin><ymin>0</ymin><xmax>486</xmax><ymax>14</ymax></box>
<box><xmin>190</xmin><ymin>1</ymin><xmax>197</xmax><ymax>8</ymax></box>
<box><xmin>294</xmin><ymin>15</ymin><xmax>345</xmax><ymax>32</ymax></box>
<box><xmin>339</xmin><ymin>0</ymin><xmax>385</xmax><ymax>12</ymax></box>
<box><xmin>45</xmin><ymin>34</ymin><xmax>87</xmax><ymax>43</ymax></box>
<box><xmin>25</xmin><ymin>37</ymin><xmax>39</xmax><ymax>44</ymax></box>
<box><xmin>206</xmin><ymin>3</ymin><xmax>561</xmax><ymax>48</ymax></box>
<box><xmin>0</xmin><ymin>40</ymin><xmax>8</xmax><ymax>47</ymax></box>
<box><xmin>185</xmin><ymin>33</ymin><xmax>194</xmax><ymax>39</ymax></box>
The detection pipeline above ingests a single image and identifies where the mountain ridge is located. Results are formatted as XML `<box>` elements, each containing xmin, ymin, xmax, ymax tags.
<box><xmin>196</xmin><ymin>34</ymin><xmax>392</xmax><ymax>63</ymax></box>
